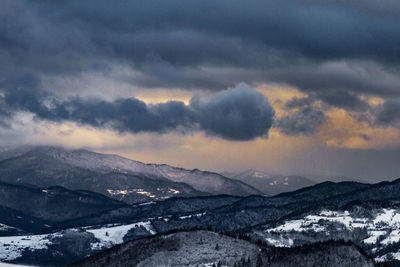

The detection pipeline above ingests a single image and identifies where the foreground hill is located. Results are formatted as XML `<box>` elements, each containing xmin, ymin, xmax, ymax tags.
<box><xmin>73</xmin><ymin>230</ymin><xmax>374</xmax><ymax>267</ymax></box>
<box><xmin>0</xmin><ymin>146</ymin><xmax>260</xmax><ymax>203</ymax></box>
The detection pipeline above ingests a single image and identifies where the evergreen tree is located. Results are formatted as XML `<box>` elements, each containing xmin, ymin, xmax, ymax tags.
<box><xmin>256</xmin><ymin>253</ymin><xmax>263</xmax><ymax>267</ymax></box>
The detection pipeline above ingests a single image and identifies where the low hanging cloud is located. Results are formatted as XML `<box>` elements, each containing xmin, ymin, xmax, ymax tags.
<box><xmin>190</xmin><ymin>84</ymin><xmax>275</xmax><ymax>140</ymax></box>
<box><xmin>275</xmin><ymin>97</ymin><xmax>326</xmax><ymax>136</ymax></box>
<box><xmin>275</xmin><ymin>107</ymin><xmax>326</xmax><ymax>136</ymax></box>
<box><xmin>0</xmin><ymin>78</ymin><xmax>274</xmax><ymax>141</ymax></box>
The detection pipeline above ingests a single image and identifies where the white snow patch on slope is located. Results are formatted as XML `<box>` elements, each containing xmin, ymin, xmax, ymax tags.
<box><xmin>87</xmin><ymin>221</ymin><xmax>156</xmax><ymax>249</ymax></box>
<box><xmin>381</xmin><ymin>230</ymin><xmax>400</xmax><ymax>245</ymax></box>
<box><xmin>363</xmin><ymin>230</ymin><xmax>386</xmax><ymax>244</ymax></box>
<box><xmin>266</xmin><ymin>211</ymin><xmax>357</xmax><ymax>233</ymax></box>
<box><xmin>0</xmin><ymin>233</ymin><xmax>61</xmax><ymax>261</ymax></box>
<box><xmin>262</xmin><ymin>208</ymin><xmax>400</xmax><ymax>261</ymax></box>
<box><xmin>0</xmin><ymin>225</ymin><xmax>18</xmax><ymax>232</ymax></box>
<box><xmin>0</xmin><ymin>221</ymin><xmax>157</xmax><ymax>262</ymax></box>
<box><xmin>0</xmin><ymin>263</ymin><xmax>32</xmax><ymax>267</ymax></box>
<box><xmin>179</xmin><ymin>212</ymin><xmax>206</xmax><ymax>220</ymax></box>
<box><xmin>265</xmin><ymin>237</ymin><xmax>293</xmax><ymax>247</ymax></box>
<box><xmin>373</xmin><ymin>209</ymin><xmax>400</xmax><ymax>226</ymax></box>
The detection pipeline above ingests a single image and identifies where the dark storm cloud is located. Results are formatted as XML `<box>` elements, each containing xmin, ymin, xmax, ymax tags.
<box><xmin>0</xmin><ymin>77</ymin><xmax>274</xmax><ymax>140</ymax></box>
<box><xmin>316</xmin><ymin>91</ymin><xmax>369</xmax><ymax>111</ymax></box>
<box><xmin>1</xmin><ymin>0</ymin><xmax>400</xmax><ymax>93</ymax></box>
<box><xmin>276</xmin><ymin>106</ymin><xmax>326</xmax><ymax>136</ymax></box>
<box><xmin>2</xmin><ymin>0</ymin><xmax>400</xmax><ymax>133</ymax></box>
<box><xmin>375</xmin><ymin>100</ymin><xmax>400</xmax><ymax>125</ymax></box>
<box><xmin>360</xmin><ymin>134</ymin><xmax>372</xmax><ymax>141</ymax></box>
<box><xmin>190</xmin><ymin>84</ymin><xmax>275</xmax><ymax>140</ymax></box>
<box><xmin>25</xmin><ymin>0</ymin><xmax>400</xmax><ymax>65</ymax></box>
<box><xmin>285</xmin><ymin>97</ymin><xmax>315</xmax><ymax>110</ymax></box>
<box><xmin>284</xmin><ymin>90</ymin><xmax>368</xmax><ymax>112</ymax></box>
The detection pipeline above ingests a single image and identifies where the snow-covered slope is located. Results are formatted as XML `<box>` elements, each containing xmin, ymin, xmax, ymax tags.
<box><xmin>74</xmin><ymin>230</ymin><xmax>261</xmax><ymax>267</ymax></box>
<box><xmin>0</xmin><ymin>221</ymin><xmax>156</xmax><ymax>265</ymax></box>
<box><xmin>0</xmin><ymin>210</ymin><xmax>212</xmax><ymax>266</ymax></box>
<box><xmin>256</xmin><ymin>208</ymin><xmax>400</xmax><ymax>262</ymax></box>
<box><xmin>75</xmin><ymin>230</ymin><xmax>375</xmax><ymax>267</ymax></box>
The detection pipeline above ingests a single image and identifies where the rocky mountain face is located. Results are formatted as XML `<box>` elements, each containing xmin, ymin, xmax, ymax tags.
<box><xmin>0</xmin><ymin>146</ymin><xmax>260</xmax><ymax>204</ymax></box>
<box><xmin>223</xmin><ymin>170</ymin><xmax>316</xmax><ymax>195</ymax></box>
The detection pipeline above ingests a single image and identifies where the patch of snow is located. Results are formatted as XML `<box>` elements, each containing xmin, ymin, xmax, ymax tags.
<box><xmin>179</xmin><ymin>212</ymin><xmax>206</xmax><ymax>220</ymax></box>
<box><xmin>375</xmin><ymin>251</ymin><xmax>400</xmax><ymax>262</ymax></box>
<box><xmin>199</xmin><ymin>263</ymin><xmax>229</xmax><ymax>267</ymax></box>
<box><xmin>381</xmin><ymin>230</ymin><xmax>400</xmax><ymax>245</ymax></box>
<box><xmin>373</xmin><ymin>209</ymin><xmax>400</xmax><ymax>227</ymax></box>
<box><xmin>138</xmin><ymin>201</ymin><xmax>155</xmax><ymax>206</ymax></box>
<box><xmin>87</xmin><ymin>221</ymin><xmax>156</xmax><ymax>249</ymax></box>
<box><xmin>265</xmin><ymin>237</ymin><xmax>293</xmax><ymax>247</ymax></box>
<box><xmin>0</xmin><ymin>233</ymin><xmax>62</xmax><ymax>261</ymax></box>
<box><xmin>363</xmin><ymin>231</ymin><xmax>386</xmax><ymax>244</ymax></box>
<box><xmin>253</xmin><ymin>171</ymin><xmax>270</xmax><ymax>178</ymax></box>
<box><xmin>0</xmin><ymin>263</ymin><xmax>32</xmax><ymax>267</ymax></box>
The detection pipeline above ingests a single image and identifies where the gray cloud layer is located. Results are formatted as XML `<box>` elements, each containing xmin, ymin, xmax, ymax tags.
<box><xmin>1</xmin><ymin>0</ymin><xmax>400</xmax><ymax>137</ymax></box>
<box><xmin>1</xmin><ymin>1</ymin><xmax>400</xmax><ymax>97</ymax></box>
<box><xmin>0</xmin><ymin>77</ymin><xmax>274</xmax><ymax>140</ymax></box>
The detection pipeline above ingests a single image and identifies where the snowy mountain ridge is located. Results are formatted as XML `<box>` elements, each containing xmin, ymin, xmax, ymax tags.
<box><xmin>46</xmin><ymin>147</ymin><xmax>261</xmax><ymax>195</ymax></box>
<box><xmin>0</xmin><ymin>146</ymin><xmax>261</xmax><ymax>204</ymax></box>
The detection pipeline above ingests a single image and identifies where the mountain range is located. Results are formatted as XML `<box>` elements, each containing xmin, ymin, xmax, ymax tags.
<box><xmin>222</xmin><ymin>170</ymin><xmax>316</xmax><ymax>195</ymax></box>
<box><xmin>0</xmin><ymin>146</ymin><xmax>399</xmax><ymax>266</ymax></box>
<box><xmin>0</xmin><ymin>146</ymin><xmax>261</xmax><ymax>204</ymax></box>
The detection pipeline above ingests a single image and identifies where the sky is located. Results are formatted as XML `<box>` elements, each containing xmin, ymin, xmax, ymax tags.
<box><xmin>1</xmin><ymin>0</ymin><xmax>400</xmax><ymax>182</ymax></box>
